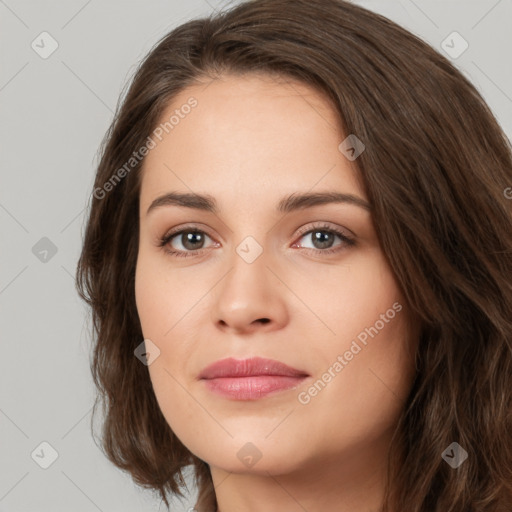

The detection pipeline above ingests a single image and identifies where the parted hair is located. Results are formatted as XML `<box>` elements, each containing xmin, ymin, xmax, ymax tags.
<box><xmin>76</xmin><ymin>0</ymin><xmax>512</xmax><ymax>510</ymax></box>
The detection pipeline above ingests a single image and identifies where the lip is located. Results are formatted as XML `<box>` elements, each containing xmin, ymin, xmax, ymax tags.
<box><xmin>199</xmin><ymin>356</ymin><xmax>308</xmax><ymax>379</ymax></box>
<box><xmin>199</xmin><ymin>357</ymin><xmax>309</xmax><ymax>400</ymax></box>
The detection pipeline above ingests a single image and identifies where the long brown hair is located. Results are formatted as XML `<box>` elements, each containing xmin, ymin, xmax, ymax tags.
<box><xmin>76</xmin><ymin>0</ymin><xmax>512</xmax><ymax>510</ymax></box>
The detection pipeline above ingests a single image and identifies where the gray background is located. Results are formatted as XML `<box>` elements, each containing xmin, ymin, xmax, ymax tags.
<box><xmin>1</xmin><ymin>1</ymin><xmax>511</xmax><ymax>511</ymax></box>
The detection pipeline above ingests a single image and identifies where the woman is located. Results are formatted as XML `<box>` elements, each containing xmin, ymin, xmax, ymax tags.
<box><xmin>76</xmin><ymin>0</ymin><xmax>512</xmax><ymax>510</ymax></box>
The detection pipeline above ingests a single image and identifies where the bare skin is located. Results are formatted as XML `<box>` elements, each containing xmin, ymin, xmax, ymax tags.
<box><xmin>135</xmin><ymin>72</ymin><xmax>419</xmax><ymax>512</ymax></box>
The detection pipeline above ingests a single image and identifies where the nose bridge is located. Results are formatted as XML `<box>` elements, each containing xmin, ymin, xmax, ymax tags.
<box><xmin>210</xmin><ymin>232</ymin><xmax>288</xmax><ymax>331</ymax></box>
<box><xmin>223</xmin><ymin>234</ymin><xmax>272</xmax><ymax>302</ymax></box>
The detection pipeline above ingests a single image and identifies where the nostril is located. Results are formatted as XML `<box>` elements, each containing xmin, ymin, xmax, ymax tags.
<box><xmin>258</xmin><ymin>318</ymin><xmax>270</xmax><ymax>324</ymax></box>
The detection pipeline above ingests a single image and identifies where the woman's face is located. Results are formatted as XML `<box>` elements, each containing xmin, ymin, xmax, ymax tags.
<box><xmin>135</xmin><ymin>72</ymin><xmax>418</xmax><ymax>478</ymax></box>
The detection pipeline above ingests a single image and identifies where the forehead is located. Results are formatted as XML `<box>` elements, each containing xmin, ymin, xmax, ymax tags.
<box><xmin>139</xmin><ymin>73</ymin><xmax>365</xmax><ymax>211</ymax></box>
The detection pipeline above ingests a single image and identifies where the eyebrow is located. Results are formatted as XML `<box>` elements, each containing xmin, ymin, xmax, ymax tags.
<box><xmin>146</xmin><ymin>191</ymin><xmax>372</xmax><ymax>216</ymax></box>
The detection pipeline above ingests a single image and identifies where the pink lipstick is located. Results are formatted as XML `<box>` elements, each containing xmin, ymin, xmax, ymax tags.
<box><xmin>199</xmin><ymin>357</ymin><xmax>309</xmax><ymax>400</ymax></box>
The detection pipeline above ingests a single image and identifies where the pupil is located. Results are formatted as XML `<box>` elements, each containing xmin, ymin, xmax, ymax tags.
<box><xmin>313</xmin><ymin>231</ymin><xmax>333</xmax><ymax>249</ymax></box>
<box><xmin>183</xmin><ymin>231</ymin><xmax>203</xmax><ymax>250</ymax></box>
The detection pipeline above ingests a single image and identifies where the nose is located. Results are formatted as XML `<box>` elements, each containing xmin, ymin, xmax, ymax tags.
<box><xmin>210</xmin><ymin>247</ymin><xmax>289</xmax><ymax>335</ymax></box>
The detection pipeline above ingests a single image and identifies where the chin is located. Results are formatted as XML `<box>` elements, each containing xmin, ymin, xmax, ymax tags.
<box><xmin>190</xmin><ymin>435</ymin><xmax>307</xmax><ymax>475</ymax></box>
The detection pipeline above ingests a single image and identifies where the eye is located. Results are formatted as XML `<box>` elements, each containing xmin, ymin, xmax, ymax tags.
<box><xmin>158</xmin><ymin>228</ymin><xmax>217</xmax><ymax>258</ymax></box>
<box><xmin>292</xmin><ymin>224</ymin><xmax>355</xmax><ymax>254</ymax></box>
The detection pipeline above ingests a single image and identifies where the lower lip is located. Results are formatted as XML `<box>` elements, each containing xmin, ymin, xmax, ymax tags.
<box><xmin>202</xmin><ymin>375</ymin><xmax>307</xmax><ymax>400</ymax></box>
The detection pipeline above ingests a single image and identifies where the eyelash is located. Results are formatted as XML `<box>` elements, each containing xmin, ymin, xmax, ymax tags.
<box><xmin>158</xmin><ymin>223</ymin><xmax>355</xmax><ymax>259</ymax></box>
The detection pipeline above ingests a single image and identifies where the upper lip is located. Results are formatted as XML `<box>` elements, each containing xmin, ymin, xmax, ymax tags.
<box><xmin>199</xmin><ymin>357</ymin><xmax>309</xmax><ymax>379</ymax></box>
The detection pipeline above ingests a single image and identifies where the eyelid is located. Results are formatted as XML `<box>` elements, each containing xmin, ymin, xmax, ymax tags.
<box><xmin>294</xmin><ymin>222</ymin><xmax>355</xmax><ymax>240</ymax></box>
<box><xmin>161</xmin><ymin>222</ymin><xmax>216</xmax><ymax>241</ymax></box>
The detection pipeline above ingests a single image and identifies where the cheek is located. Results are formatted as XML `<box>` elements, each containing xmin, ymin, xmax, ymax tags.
<box><xmin>135</xmin><ymin>251</ymin><xmax>178</xmax><ymax>339</ymax></box>
<box><xmin>135</xmin><ymin>246</ymin><xmax>216</xmax><ymax>339</ymax></box>
<box><xmin>135</xmin><ymin>258</ymin><xmax>197</xmax><ymax>441</ymax></box>
<box><xmin>135</xmin><ymin>252</ymin><xmax>199</xmax><ymax>394</ymax></box>
<box><xmin>290</xmin><ymin>248</ymin><xmax>402</xmax><ymax>342</ymax></box>
<box><xmin>295</xmin><ymin>319</ymin><xmax>414</xmax><ymax>458</ymax></box>
<box><xmin>293</xmin><ymin>251</ymin><xmax>414</xmax><ymax>425</ymax></box>
<box><xmin>135</xmin><ymin>281</ymin><xmax>162</xmax><ymax>339</ymax></box>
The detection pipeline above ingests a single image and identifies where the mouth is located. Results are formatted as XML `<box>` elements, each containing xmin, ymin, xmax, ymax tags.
<box><xmin>199</xmin><ymin>357</ymin><xmax>310</xmax><ymax>400</ymax></box>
